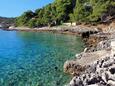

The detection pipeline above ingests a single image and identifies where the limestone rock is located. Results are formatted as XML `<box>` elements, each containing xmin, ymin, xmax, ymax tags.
<box><xmin>64</xmin><ymin>60</ymin><xmax>85</xmax><ymax>75</ymax></box>
<box><xmin>65</xmin><ymin>31</ymin><xmax>115</xmax><ymax>86</ymax></box>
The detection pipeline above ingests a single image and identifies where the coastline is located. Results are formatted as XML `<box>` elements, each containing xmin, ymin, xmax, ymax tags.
<box><xmin>64</xmin><ymin>22</ymin><xmax>115</xmax><ymax>86</ymax></box>
<box><xmin>1</xmin><ymin>22</ymin><xmax>115</xmax><ymax>86</ymax></box>
<box><xmin>0</xmin><ymin>26</ymin><xmax>80</xmax><ymax>35</ymax></box>
<box><xmin>0</xmin><ymin>25</ymin><xmax>100</xmax><ymax>36</ymax></box>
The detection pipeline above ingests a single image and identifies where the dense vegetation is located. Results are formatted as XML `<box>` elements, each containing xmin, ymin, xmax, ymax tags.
<box><xmin>16</xmin><ymin>0</ymin><xmax>115</xmax><ymax>28</ymax></box>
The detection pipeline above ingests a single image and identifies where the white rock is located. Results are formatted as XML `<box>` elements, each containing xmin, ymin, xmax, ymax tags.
<box><xmin>101</xmin><ymin>72</ymin><xmax>107</xmax><ymax>83</ymax></box>
<box><xmin>108</xmin><ymin>80</ymin><xmax>115</xmax><ymax>85</ymax></box>
<box><xmin>69</xmin><ymin>77</ymin><xmax>76</xmax><ymax>86</ymax></box>
<box><xmin>87</xmin><ymin>84</ymin><xmax>98</xmax><ymax>86</ymax></box>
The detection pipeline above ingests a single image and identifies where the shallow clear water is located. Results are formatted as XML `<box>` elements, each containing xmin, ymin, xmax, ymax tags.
<box><xmin>0</xmin><ymin>30</ymin><xmax>84</xmax><ymax>86</ymax></box>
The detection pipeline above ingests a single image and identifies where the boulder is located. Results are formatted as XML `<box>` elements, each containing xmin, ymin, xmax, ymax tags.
<box><xmin>64</xmin><ymin>60</ymin><xmax>86</xmax><ymax>76</ymax></box>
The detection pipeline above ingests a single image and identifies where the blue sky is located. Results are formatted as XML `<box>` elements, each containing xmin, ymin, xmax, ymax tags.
<box><xmin>0</xmin><ymin>0</ymin><xmax>54</xmax><ymax>17</ymax></box>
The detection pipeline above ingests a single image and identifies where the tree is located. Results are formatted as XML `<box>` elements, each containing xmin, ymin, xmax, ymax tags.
<box><xmin>27</xmin><ymin>18</ymin><xmax>37</xmax><ymax>28</ymax></box>
<box><xmin>70</xmin><ymin>0</ymin><xmax>85</xmax><ymax>23</ymax></box>
<box><xmin>87</xmin><ymin>0</ymin><xmax>110</xmax><ymax>22</ymax></box>
<box><xmin>43</xmin><ymin>4</ymin><xmax>53</xmax><ymax>27</ymax></box>
<box><xmin>16</xmin><ymin>10</ymin><xmax>35</xmax><ymax>26</ymax></box>
<box><xmin>55</xmin><ymin>0</ymin><xmax>73</xmax><ymax>22</ymax></box>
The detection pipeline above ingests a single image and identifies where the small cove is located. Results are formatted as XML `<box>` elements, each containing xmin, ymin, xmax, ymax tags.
<box><xmin>0</xmin><ymin>30</ymin><xmax>84</xmax><ymax>86</ymax></box>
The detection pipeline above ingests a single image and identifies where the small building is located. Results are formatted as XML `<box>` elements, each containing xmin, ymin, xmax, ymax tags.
<box><xmin>63</xmin><ymin>22</ymin><xmax>77</xmax><ymax>26</ymax></box>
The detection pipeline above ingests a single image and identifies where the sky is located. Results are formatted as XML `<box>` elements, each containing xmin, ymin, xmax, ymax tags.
<box><xmin>0</xmin><ymin>0</ymin><xmax>54</xmax><ymax>18</ymax></box>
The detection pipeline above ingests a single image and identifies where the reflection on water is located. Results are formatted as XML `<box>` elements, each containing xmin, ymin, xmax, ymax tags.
<box><xmin>0</xmin><ymin>30</ymin><xmax>84</xmax><ymax>86</ymax></box>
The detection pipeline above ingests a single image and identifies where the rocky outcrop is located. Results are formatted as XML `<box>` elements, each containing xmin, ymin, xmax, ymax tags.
<box><xmin>68</xmin><ymin>56</ymin><xmax>115</xmax><ymax>86</ymax></box>
<box><xmin>64</xmin><ymin>49</ymin><xmax>111</xmax><ymax>75</ymax></box>
<box><xmin>64</xmin><ymin>37</ymin><xmax>111</xmax><ymax>75</ymax></box>
<box><xmin>64</xmin><ymin>25</ymin><xmax>115</xmax><ymax>86</ymax></box>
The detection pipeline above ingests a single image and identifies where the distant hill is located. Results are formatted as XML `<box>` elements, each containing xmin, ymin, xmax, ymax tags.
<box><xmin>0</xmin><ymin>17</ymin><xmax>15</xmax><ymax>28</ymax></box>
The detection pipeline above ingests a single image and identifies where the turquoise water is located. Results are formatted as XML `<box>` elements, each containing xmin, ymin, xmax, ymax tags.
<box><xmin>0</xmin><ymin>30</ymin><xmax>84</xmax><ymax>86</ymax></box>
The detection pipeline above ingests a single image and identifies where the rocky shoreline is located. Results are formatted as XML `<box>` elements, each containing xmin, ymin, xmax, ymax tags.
<box><xmin>64</xmin><ymin>22</ymin><xmax>115</xmax><ymax>86</ymax></box>
<box><xmin>0</xmin><ymin>25</ymin><xmax>99</xmax><ymax>36</ymax></box>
